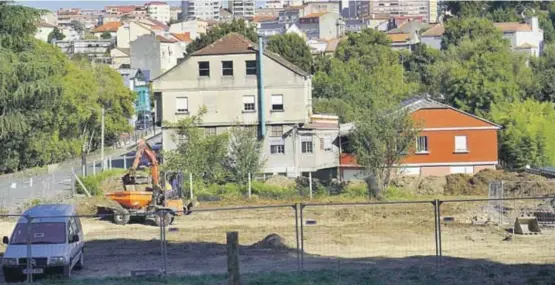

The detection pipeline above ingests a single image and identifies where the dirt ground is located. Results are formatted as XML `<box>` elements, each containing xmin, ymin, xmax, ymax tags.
<box><xmin>1</xmin><ymin>198</ymin><xmax>555</xmax><ymax>284</ymax></box>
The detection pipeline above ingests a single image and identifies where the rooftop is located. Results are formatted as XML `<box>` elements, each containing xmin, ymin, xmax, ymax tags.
<box><xmin>301</xmin><ymin>12</ymin><xmax>328</xmax><ymax>19</ymax></box>
<box><xmin>23</xmin><ymin>204</ymin><xmax>75</xmax><ymax>218</ymax></box>
<box><xmin>387</xmin><ymin>33</ymin><xmax>410</xmax><ymax>43</ymax></box>
<box><xmin>92</xmin><ymin>21</ymin><xmax>122</xmax><ymax>33</ymax></box>
<box><xmin>421</xmin><ymin>24</ymin><xmax>444</xmax><ymax>37</ymax></box>
<box><xmin>171</xmin><ymin>32</ymin><xmax>192</xmax><ymax>42</ymax></box>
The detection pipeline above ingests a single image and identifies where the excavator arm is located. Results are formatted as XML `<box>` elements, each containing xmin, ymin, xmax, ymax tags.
<box><xmin>130</xmin><ymin>138</ymin><xmax>159</xmax><ymax>186</ymax></box>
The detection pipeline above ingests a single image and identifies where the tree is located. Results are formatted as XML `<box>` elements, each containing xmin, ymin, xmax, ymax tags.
<box><xmin>402</xmin><ymin>43</ymin><xmax>441</xmax><ymax>93</ymax></box>
<box><xmin>491</xmin><ymin>99</ymin><xmax>555</xmax><ymax>170</ymax></box>
<box><xmin>100</xmin><ymin>31</ymin><xmax>112</xmax><ymax>40</ymax></box>
<box><xmin>69</xmin><ymin>20</ymin><xmax>85</xmax><ymax>35</ymax></box>
<box><xmin>224</xmin><ymin>126</ymin><xmax>265</xmax><ymax>184</ymax></box>
<box><xmin>186</xmin><ymin>19</ymin><xmax>258</xmax><ymax>54</ymax></box>
<box><xmin>532</xmin><ymin>43</ymin><xmax>555</xmax><ymax>102</ymax></box>
<box><xmin>266</xmin><ymin>33</ymin><xmax>313</xmax><ymax>72</ymax></box>
<box><xmin>47</xmin><ymin>27</ymin><xmax>65</xmax><ymax>43</ymax></box>
<box><xmin>441</xmin><ymin>17</ymin><xmax>505</xmax><ymax>49</ymax></box>
<box><xmin>349</xmin><ymin>109</ymin><xmax>420</xmax><ymax>198</ymax></box>
<box><xmin>163</xmin><ymin>108</ymin><xmax>229</xmax><ymax>184</ymax></box>
<box><xmin>0</xmin><ymin>3</ymin><xmax>42</xmax><ymax>50</ymax></box>
<box><xmin>335</xmin><ymin>28</ymin><xmax>397</xmax><ymax>68</ymax></box>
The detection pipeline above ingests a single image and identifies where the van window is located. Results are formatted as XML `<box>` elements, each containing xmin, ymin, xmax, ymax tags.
<box><xmin>10</xmin><ymin>223</ymin><xmax>66</xmax><ymax>245</ymax></box>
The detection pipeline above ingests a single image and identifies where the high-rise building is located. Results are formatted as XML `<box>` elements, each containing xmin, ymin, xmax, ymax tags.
<box><xmin>358</xmin><ymin>0</ymin><xmax>437</xmax><ymax>23</ymax></box>
<box><xmin>228</xmin><ymin>0</ymin><xmax>256</xmax><ymax>19</ymax></box>
<box><xmin>180</xmin><ymin>0</ymin><xmax>221</xmax><ymax>20</ymax></box>
<box><xmin>146</xmin><ymin>2</ymin><xmax>171</xmax><ymax>23</ymax></box>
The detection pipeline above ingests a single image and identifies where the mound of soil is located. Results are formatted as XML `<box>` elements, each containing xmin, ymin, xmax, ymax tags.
<box><xmin>391</xmin><ymin>176</ymin><xmax>446</xmax><ymax>195</ymax></box>
<box><xmin>251</xmin><ymin>234</ymin><xmax>288</xmax><ymax>250</ymax></box>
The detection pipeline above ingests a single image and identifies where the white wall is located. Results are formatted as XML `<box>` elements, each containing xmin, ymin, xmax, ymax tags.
<box><xmin>131</xmin><ymin>34</ymin><xmax>162</xmax><ymax>79</ymax></box>
<box><xmin>35</xmin><ymin>26</ymin><xmax>53</xmax><ymax>42</ymax></box>
<box><xmin>147</xmin><ymin>3</ymin><xmax>171</xmax><ymax>23</ymax></box>
<box><xmin>421</xmin><ymin>36</ymin><xmax>441</xmax><ymax>50</ymax></box>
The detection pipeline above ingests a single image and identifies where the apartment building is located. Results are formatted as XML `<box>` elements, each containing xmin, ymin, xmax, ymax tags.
<box><xmin>169</xmin><ymin>20</ymin><xmax>208</xmax><ymax>40</ymax></box>
<box><xmin>299</xmin><ymin>12</ymin><xmax>345</xmax><ymax>40</ymax></box>
<box><xmin>352</xmin><ymin>0</ymin><xmax>437</xmax><ymax>24</ymax></box>
<box><xmin>151</xmin><ymin>33</ymin><xmax>340</xmax><ymax>176</ymax></box>
<box><xmin>147</xmin><ymin>2</ymin><xmax>171</xmax><ymax>23</ymax></box>
<box><xmin>130</xmin><ymin>32</ymin><xmax>188</xmax><ymax>79</ymax></box>
<box><xmin>180</xmin><ymin>0</ymin><xmax>222</xmax><ymax>20</ymax></box>
<box><xmin>228</xmin><ymin>0</ymin><xmax>256</xmax><ymax>19</ymax></box>
<box><xmin>265</xmin><ymin>0</ymin><xmax>285</xmax><ymax>9</ymax></box>
<box><xmin>170</xmin><ymin>6</ymin><xmax>182</xmax><ymax>22</ymax></box>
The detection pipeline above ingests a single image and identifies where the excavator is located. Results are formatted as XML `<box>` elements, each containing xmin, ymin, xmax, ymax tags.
<box><xmin>105</xmin><ymin>138</ymin><xmax>196</xmax><ymax>226</ymax></box>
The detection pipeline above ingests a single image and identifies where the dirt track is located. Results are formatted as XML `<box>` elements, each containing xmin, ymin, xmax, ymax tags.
<box><xmin>1</xmin><ymin>200</ymin><xmax>555</xmax><ymax>282</ymax></box>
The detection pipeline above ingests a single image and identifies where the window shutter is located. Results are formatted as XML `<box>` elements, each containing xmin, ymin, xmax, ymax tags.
<box><xmin>176</xmin><ymin>97</ymin><xmax>188</xmax><ymax>112</ymax></box>
<box><xmin>455</xmin><ymin>136</ymin><xmax>467</xmax><ymax>151</ymax></box>
<box><xmin>271</xmin><ymin>95</ymin><xmax>283</xmax><ymax>105</ymax></box>
<box><xmin>243</xmin><ymin>96</ymin><xmax>255</xmax><ymax>104</ymax></box>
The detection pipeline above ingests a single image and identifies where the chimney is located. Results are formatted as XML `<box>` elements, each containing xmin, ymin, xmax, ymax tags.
<box><xmin>530</xmin><ymin>16</ymin><xmax>539</xmax><ymax>32</ymax></box>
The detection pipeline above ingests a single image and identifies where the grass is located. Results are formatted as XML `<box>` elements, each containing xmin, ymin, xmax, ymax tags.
<box><xmin>34</xmin><ymin>265</ymin><xmax>555</xmax><ymax>285</ymax></box>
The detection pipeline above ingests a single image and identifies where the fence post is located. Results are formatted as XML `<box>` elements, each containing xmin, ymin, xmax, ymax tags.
<box><xmin>189</xmin><ymin>173</ymin><xmax>194</xmax><ymax>200</ymax></box>
<box><xmin>437</xmin><ymin>200</ymin><xmax>443</xmax><ymax>263</ymax></box>
<box><xmin>293</xmin><ymin>203</ymin><xmax>300</xmax><ymax>271</ymax></box>
<box><xmin>123</xmin><ymin>155</ymin><xmax>127</xmax><ymax>169</ymax></box>
<box><xmin>29</xmin><ymin>178</ymin><xmax>32</xmax><ymax>187</ymax></box>
<box><xmin>309</xmin><ymin>172</ymin><xmax>313</xmax><ymax>199</ymax></box>
<box><xmin>93</xmin><ymin>161</ymin><xmax>96</xmax><ymax>176</ymax></box>
<box><xmin>248</xmin><ymin>173</ymin><xmax>252</xmax><ymax>199</ymax></box>
<box><xmin>300</xmin><ymin>203</ymin><xmax>305</xmax><ymax>270</ymax></box>
<box><xmin>432</xmin><ymin>200</ymin><xmax>439</xmax><ymax>268</ymax></box>
<box><xmin>109</xmin><ymin>157</ymin><xmax>112</xmax><ymax>170</ymax></box>
<box><xmin>227</xmin><ymin>231</ymin><xmax>240</xmax><ymax>285</ymax></box>
<box><xmin>26</xmin><ymin>216</ymin><xmax>33</xmax><ymax>284</ymax></box>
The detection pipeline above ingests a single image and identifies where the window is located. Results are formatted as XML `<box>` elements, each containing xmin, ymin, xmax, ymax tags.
<box><xmin>176</xmin><ymin>97</ymin><xmax>188</xmax><ymax>113</ymax></box>
<box><xmin>301</xmin><ymin>135</ymin><xmax>313</xmax><ymax>153</ymax></box>
<box><xmin>198</xmin><ymin>61</ymin><xmax>210</xmax><ymax>76</ymax></box>
<box><xmin>222</xmin><ymin>61</ymin><xmax>233</xmax><ymax>76</ymax></box>
<box><xmin>321</xmin><ymin>136</ymin><xmax>333</xmax><ymax>151</ymax></box>
<box><xmin>270</xmin><ymin>125</ymin><xmax>283</xmax><ymax>137</ymax></box>
<box><xmin>454</xmin><ymin>136</ymin><xmax>467</xmax><ymax>152</ymax></box>
<box><xmin>246</xmin><ymin>60</ymin><xmax>257</xmax><ymax>75</ymax></box>
<box><xmin>270</xmin><ymin>144</ymin><xmax>285</xmax><ymax>154</ymax></box>
<box><xmin>243</xmin><ymin>95</ymin><xmax>255</xmax><ymax>111</ymax></box>
<box><xmin>416</xmin><ymin>136</ymin><xmax>428</xmax><ymax>153</ymax></box>
<box><xmin>271</xmin><ymin>94</ymin><xmax>283</xmax><ymax>111</ymax></box>
<box><xmin>205</xmin><ymin>127</ymin><xmax>217</xmax><ymax>136</ymax></box>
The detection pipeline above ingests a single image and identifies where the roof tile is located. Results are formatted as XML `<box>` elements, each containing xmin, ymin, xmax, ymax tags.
<box><xmin>171</xmin><ymin>32</ymin><xmax>192</xmax><ymax>42</ymax></box>
<box><xmin>387</xmin><ymin>33</ymin><xmax>410</xmax><ymax>42</ymax></box>
<box><xmin>421</xmin><ymin>24</ymin><xmax>444</xmax><ymax>37</ymax></box>
<box><xmin>93</xmin><ymin>21</ymin><xmax>122</xmax><ymax>33</ymax></box>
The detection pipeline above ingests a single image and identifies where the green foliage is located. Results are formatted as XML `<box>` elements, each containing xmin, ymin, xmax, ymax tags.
<box><xmin>402</xmin><ymin>43</ymin><xmax>441</xmax><ymax>93</ymax></box>
<box><xmin>186</xmin><ymin>19</ymin><xmax>257</xmax><ymax>54</ymax></box>
<box><xmin>383</xmin><ymin>187</ymin><xmax>416</xmax><ymax>201</ymax></box>
<box><xmin>69</xmin><ymin>20</ymin><xmax>85</xmax><ymax>34</ymax></box>
<box><xmin>76</xmin><ymin>169</ymin><xmax>126</xmax><ymax>196</ymax></box>
<box><xmin>251</xmin><ymin>181</ymin><xmax>297</xmax><ymax>199</ymax></box>
<box><xmin>266</xmin><ymin>33</ymin><xmax>313</xmax><ymax>72</ymax></box>
<box><xmin>441</xmin><ymin>17</ymin><xmax>506</xmax><ymax>50</ymax></box>
<box><xmin>100</xmin><ymin>31</ymin><xmax>112</xmax><ymax>40</ymax></box>
<box><xmin>47</xmin><ymin>27</ymin><xmax>65</xmax><ymax>43</ymax></box>
<box><xmin>341</xmin><ymin>183</ymin><xmax>367</xmax><ymax>198</ymax></box>
<box><xmin>532</xmin><ymin>44</ymin><xmax>555</xmax><ymax>102</ymax></box>
<box><xmin>224</xmin><ymin>126</ymin><xmax>265</xmax><ymax>185</ymax></box>
<box><xmin>349</xmin><ymin>109</ymin><xmax>420</xmax><ymax>197</ymax></box>
<box><xmin>491</xmin><ymin>99</ymin><xmax>555</xmax><ymax>170</ymax></box>
<box><xmin>0</xmin><ymin>3</ymin><xmax>42</xmax><ymax>50</ymax></box>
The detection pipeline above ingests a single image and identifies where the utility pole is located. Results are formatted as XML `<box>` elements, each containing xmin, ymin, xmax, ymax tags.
<box><xmin>101</xmin><ymin>106</ymin><xmax>105</xmax><ymax>169</ymax></box>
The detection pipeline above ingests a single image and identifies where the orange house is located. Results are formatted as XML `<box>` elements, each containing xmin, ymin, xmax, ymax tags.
<box><xmin>339</xmin><ymin>97</ymin><xmax>502</xmax><ymax>179</ymax></box>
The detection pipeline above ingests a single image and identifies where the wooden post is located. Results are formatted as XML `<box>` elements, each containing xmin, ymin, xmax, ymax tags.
<box><xmin>227</xmin><ymin>231</ymin><xmax>240</xmax><ymax>285</ymax></box>
<box><xmin>248</xmin><ymin>173</ymin><xmax>252</xmax><ymax>199</ymax></box>
<box><xmin>309</xmin><ymin>172</ymin><xmax>313</xmax><ymax>199</ymax></box>
<box><xmin>189</xmin><ymin>173</ymin><xmax>194</xmax><ymax>200</ymax></box>
<box><xmin>123</xmin><ymin>155</ymin><xmax>127</xmax><ymax>169</ymax></box>
<box><xmin>93</xmin><ymin>161</ymin><xmax>96</xmax><ymax>175</ymax></box>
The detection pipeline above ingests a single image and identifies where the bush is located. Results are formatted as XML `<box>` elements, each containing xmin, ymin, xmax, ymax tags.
<box><xmin>252</xmin><ymin>181</ymin><xmax>297</xmax><ymax>199</ymax></box>
<box><xmin>195</xmin><ymin>183</ymin><xmax>244</xmax><ymax>201</ymax></box>
<box><xmin>341</xmin><ymin>183</ymin><xmax>367</xmax><ymax>198</ymax></box>
<box><xmin>383</xmin><ymin>187</ymin><xmax>416</xmax><ymax>200</ymax></box>
<box><xmin>76</xmin><ymin>169</ymin><xmax>126</xmax><ymax>196</ymax></box>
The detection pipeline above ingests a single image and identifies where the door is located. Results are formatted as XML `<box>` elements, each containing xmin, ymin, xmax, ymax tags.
<box><xmin>67</xmin><ymin>218</ymin><xmax>80</xmax><ymax>268</ymax></box>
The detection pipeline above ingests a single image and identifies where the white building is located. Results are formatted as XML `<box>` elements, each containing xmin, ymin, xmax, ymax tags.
<box><xmin>147</xmin><ymin>2</ymin><xmax>171</xmax><ymax>23</ymax></box>
<box><xmin>130</xmin><ymin>33</ymin><xmax>187</xmax><ymax>79</ymax></box>
<box><xmin>180</xmin><ymin>0</ymin><xmax>221</xmax><ymax>20</ymax></box>
<box><xmin>35</xmin><ymin>21</ymin><xmax>55</xmax><ymax>42</ymax></box>
<box><xmin>228</xmin><ymin>0</ymin><xmax>256</xmax><ymax>19</ymax></box>
<box><xmin>169</xmin><ymin>20</ymin><xmax>208</xmax><ymax>40</ymax></box>
<box><xmin>265</xmin><ymin>0</ymin><xmax>285</xmax><ymax>9</ymax></box>
<box><xmin>421</xmin><ymin>17</ymin><xmax>544</xmax><ymax>57</ymax></box>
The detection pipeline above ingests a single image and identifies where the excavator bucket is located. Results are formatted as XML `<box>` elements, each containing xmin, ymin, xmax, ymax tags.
<box><xmin>514</xmin><ymin>217</ymin><xmax>541</xmax><ymax>235</ymax></box>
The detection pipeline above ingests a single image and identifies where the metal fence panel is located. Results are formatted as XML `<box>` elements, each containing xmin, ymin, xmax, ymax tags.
<box><xmin>300</xmin><ymin>202</ymin><xmax>437</xmax><ymax>271</ymax></box>
<box><xmin>164</xmin><ymin>205</ymin><xmax>299</xmax><ymax>276</ymax></box>
<box><xmin>440</xmin><ymin>198</ymin><xmax>555</xmax><ymax>265</ymax></box>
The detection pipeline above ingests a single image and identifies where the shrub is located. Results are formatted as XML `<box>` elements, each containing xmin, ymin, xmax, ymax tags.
<box><xmin>252</xmin><ymin>181</ymin><xmax>297</xmax><ymax>199</ymax></box>
<box><xmin>76</xmin><ymin>169</ymin><xmax>126</xmax><ymax>196</ymax></box>
<box><xmin>342</xmin><ymin>183</ymin><xmax>367</xmax><ymax>198</ymax></box>
<box><xmin>383</xmin><ymin>187</ymin><xmax>416</xmax><ymax>200</ymax></box>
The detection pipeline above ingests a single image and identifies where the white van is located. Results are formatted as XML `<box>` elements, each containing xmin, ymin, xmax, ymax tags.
<box><xmin>2</xmin><ymin>204</ymin><xmax>84</xmax><ymax>283</ymax></box>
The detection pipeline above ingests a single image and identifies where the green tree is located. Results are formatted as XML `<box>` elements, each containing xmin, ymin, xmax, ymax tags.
<box><xmin>335</xmin><ymin>28</ymin><xmax>397</xmax><ymax>68</ymax></box>
<box><xmin>186</xmin><ymin>19</ymin><xmax>258</xmax><ymax>54</ymax></box>
<box><xmin>163</xmin><ymin>108</ymin><xmax>229</xmax><ymax>184</ymax></box>
<box><xmin>402</xmin><ymin>43</ymin><xmax>441</xmax><ymax>93</ymax></box>
<box><xmin>100</xmin><ymin>31</ymin><xmax>112</xmax><ymax>40</ymax></box>
<box><xmin>47</xmin><ymin>27</ymin><xmax>65</xmax><ymax>43</ymax></box>
<box><xmin>70</xmin><ymin>20</ymin><xmax>85</xmax><ymax>34</ymax></box>
<box><xmin>266</xmin><ymin>33</ymin><xmax>313</xmax><ymax>72</ymax></box>
<box><xmin>0</xmin><ymin>2</ymin><xmax>43</xmax><ymax>50</ymax></box>
<box><xmin>491</xmin><ymin>99</ymin><xmax>555</xmax><ymax>169</ymax></box>
<box><xmin>441</xmin><ymin>17</ymin><xmax>505</xmax><ymax>49</ymax></box>
<box><xmin>532</xmin><ymin>43</ymin><xmax>555</xmax><ymax>102</ymax></box>
<box><xmin>349</xmin><ymin>109</ymin><xmax>420</xmax><ymax>198</ymax></box>
<box><xmin>224</xmin><ymin>126</ymin><xmax>265</xmax><ymax>184</ymax></box>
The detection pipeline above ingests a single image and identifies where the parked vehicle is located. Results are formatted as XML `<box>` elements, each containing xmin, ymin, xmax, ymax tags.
<box><xmin>2</xmin><ymin>204</ymin><xmax>84</xmax><ymax>282</ymax></box>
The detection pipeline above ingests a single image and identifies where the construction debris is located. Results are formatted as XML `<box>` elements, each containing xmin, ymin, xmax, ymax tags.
<box><xmin>251</xmin><ymin>234</ymin><xmax>288</xmax><ymax>250</ymax></box>
<box><xmin>514</xmin><ymin>217</ymin><xmax>541</xmax><ymax>235</ymax></box>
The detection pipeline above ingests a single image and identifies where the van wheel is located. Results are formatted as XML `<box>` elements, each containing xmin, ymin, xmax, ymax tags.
<box><xmin>63</xmin><ymin>265</ymin><xmax>71</xmax><ymax>278</ymax></box>
<box><xmin>75</xmin><ymin>250</ymin><xmax>84</xmax><ymax>270</ymax></box>
<box><xmin>113</xmin><ymin>212</ymin><xmax>130</xmax><ymax>225</ymax></box>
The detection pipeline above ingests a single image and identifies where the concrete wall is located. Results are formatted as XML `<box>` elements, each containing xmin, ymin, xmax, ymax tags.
<box><xmin>152</xmin><ymin>52</ymin><xmax>311</xmax><ymax>125</ymax></box>
<box><xmin>35</xmin><ymin>26</ymin><xmax>53</xmax><ymax>42</ymax></box>
<box><xmin>421</xmin><ymin>36</ymin><xmax>441</xmax><ymax>50</ymax></box>
<box><xmin>319</xmin><ymin>13</ymin><xmax>340</xmax><ymax>40</ymax></box>
<box><xmin>131</xmin><ymin>34</ymin><xmax>162</xmax><ymax>79</ymax></box>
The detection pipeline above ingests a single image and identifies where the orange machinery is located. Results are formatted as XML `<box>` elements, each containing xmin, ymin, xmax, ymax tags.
<box><xmin>106</xmin><ymin>138</ymin><xmax>193</xmax><ymax>226</ymax></box>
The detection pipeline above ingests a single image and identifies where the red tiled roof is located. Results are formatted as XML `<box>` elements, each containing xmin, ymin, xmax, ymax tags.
<box><xmin>193</xmin><ymin>33</ymin><xmax>255</xmax><ymax>56</ymax></box>
<box><xmin>421</xmin><ymin>24</ymin><xmax>444</xmax><ymax>37</ymax></box>
<box><xmin>156</xmin><ymin>34</ymin><xmax>177</xmax><ymax>43</ymax></box>
<box><xmin>92</xmin><ymin>21</ymin><xmax>122</xmax><ymax>33</ymax></box>
<box><xmin>494</xmin><ymin>22</ymin><xmax>532</xmax><ymax>32</ymax></box>
<box><xmin>387</xmin><ymin>33</ymin><xmax>410</xmax><ymax>43</ymax></box>
<box><xmin>301</xmin><ymin>12</ymin><xmax>327</xmax><ymax>19</ymax></box>
<box><xmin>171</xmin><ymin>32</ymin><xmax>191</xmax><ymax>42</ymax></box>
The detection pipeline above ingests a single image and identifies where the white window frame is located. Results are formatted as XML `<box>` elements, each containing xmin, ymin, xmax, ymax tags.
<box><xmin>454</xmin><ymin>135</ymin><xmax>468</xmax><ymax>153</ymax></box>
<box><xmin>271</xmin><ymin>94</ymin><xmax>284</xmax><ymax>111</ymax></box>
<box><xmin>243</xmin><ymin>95</ymin><xmax>255</xmax><ymax>111</ymax></box>
<box><xmin>270</xmin><ymin>144</ymin><xmax>285</xmax><ymax>154</ymax></box>
<box><xmin>301</xmin><ymin>135</ymin><xmax>313</xmax><ymax>154</ymax></box>
<box><xmin>221</xmin><ymin>60</ymin><xmax>233</xmax><ymax>76</ymax></box>
<box><xmin>416</xmin><ymin>136</ymin><xmax>428</xmax><ymax>153</ymax></box>
<box><xmin>270</xmin><ymin>125</ymin><xmax>283</xmax><ymax>137</ymax></box>
<box><xmin>176</xmin><ymin>97</ymin><xmax>188</xmax><ymax>113</ymax></box>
